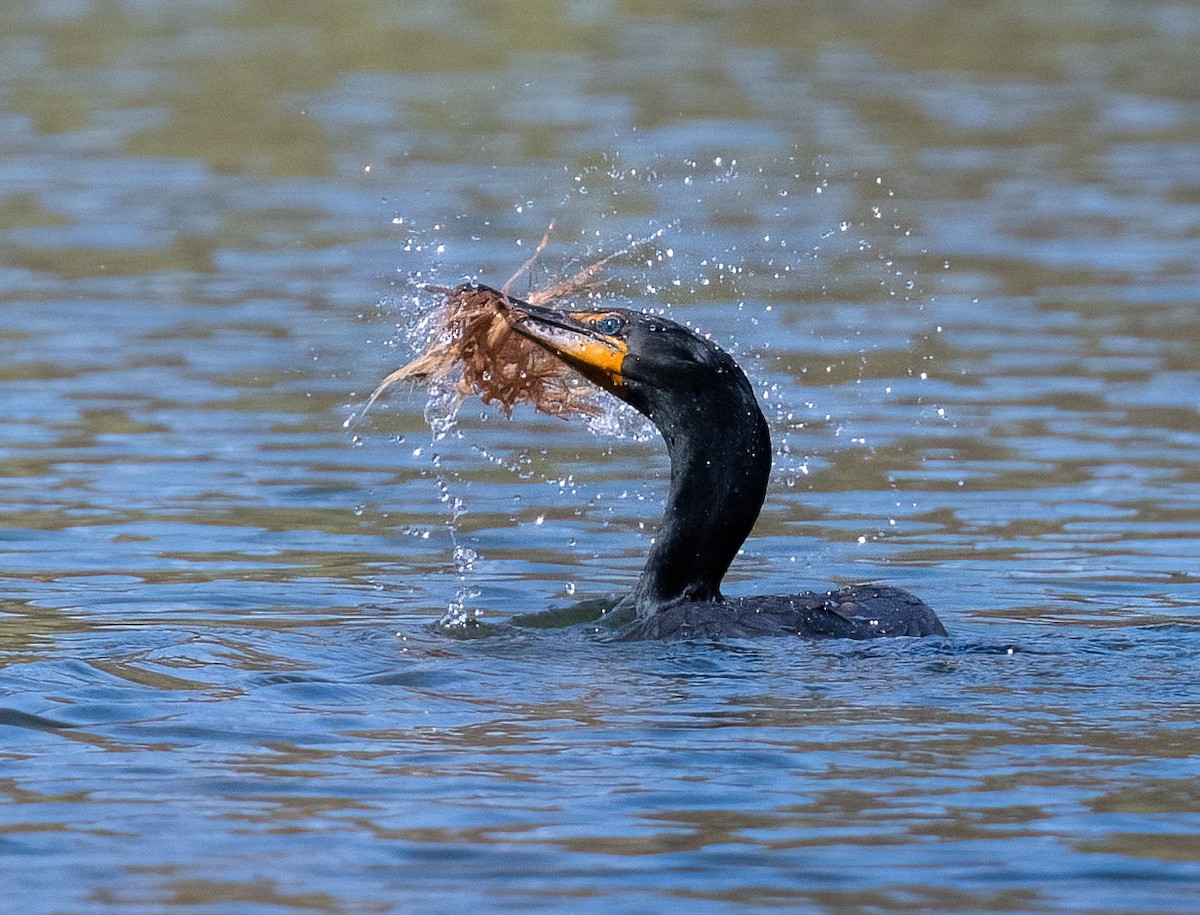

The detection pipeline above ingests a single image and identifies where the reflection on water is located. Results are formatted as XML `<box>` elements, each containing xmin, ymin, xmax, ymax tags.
<box><xmin>2</xmin><ymin>0</ymin><xmax>1200</xmax><ymax>911</ymax></box>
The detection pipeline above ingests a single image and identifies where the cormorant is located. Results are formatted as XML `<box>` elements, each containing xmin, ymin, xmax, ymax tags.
<box><xmin>502</xmin><ymin>289</ymin><xmax>947</xmax><ymax>641</ymax></box>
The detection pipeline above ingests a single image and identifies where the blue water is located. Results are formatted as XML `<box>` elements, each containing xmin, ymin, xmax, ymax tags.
<box><xmin>2</xmin><ymin>2</ymin><xmax>1200</xmax><ymax>911</ymax></box>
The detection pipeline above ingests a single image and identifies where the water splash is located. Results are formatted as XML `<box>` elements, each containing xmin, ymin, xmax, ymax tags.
<box><xmin>424</xmin><ymin>383</ymin><xmax>463</xmax><ymax>441</ymax></box>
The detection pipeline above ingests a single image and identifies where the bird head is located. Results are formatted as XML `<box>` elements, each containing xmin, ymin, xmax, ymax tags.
<box><xmin>509</xmin><ymin>298</ymin><xmax>742</xmax><ymax>423</ymax></box>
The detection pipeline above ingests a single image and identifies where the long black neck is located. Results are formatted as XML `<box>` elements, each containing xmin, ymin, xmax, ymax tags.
<box><xmin>631</xmin><ymin>365</ymin><xmax>772</xmax><ymax>618</ymax></box>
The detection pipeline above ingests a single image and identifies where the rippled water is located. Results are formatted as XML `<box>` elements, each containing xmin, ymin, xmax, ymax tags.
<box><xmin>3</xmin><ymin>2</ymin><xmax>1200</xmax><ymax>911</ymax></box>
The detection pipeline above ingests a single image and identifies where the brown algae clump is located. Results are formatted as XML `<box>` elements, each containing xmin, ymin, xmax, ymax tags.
<box><xmin>364</xmin><ymin>228</ymin><xmax>660</xmax><ymax>421</ymax></box>
<box><xmin>365</xmin><ymin>283</ymin><xmax>601</xmax><ymax>419</ymax></box>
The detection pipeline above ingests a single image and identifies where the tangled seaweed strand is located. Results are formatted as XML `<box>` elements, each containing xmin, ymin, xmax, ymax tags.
<box><xmin>363</xmin><ymin>227</ymin><xmax>660</xmax><ymax>421</ymax></box>
<box><xmin>366</xmin><ymin>284</ymin><xmax>601</xmax><ymax>419</ymax></box>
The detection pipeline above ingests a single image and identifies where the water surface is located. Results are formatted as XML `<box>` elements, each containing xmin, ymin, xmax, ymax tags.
<box><xmin>2</xmin><ymin>1</ymin><xmax>1199</xmax><ymax>911</ymax></box>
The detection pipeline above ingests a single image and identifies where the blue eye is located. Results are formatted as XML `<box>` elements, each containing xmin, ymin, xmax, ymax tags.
<box><xmin>596</xmin><ymin>315</ymin><xmax>625</xmax><ymax>335</ymax></box>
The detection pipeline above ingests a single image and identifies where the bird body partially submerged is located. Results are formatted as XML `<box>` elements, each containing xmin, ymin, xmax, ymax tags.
<box><xmin>507</xmin><ymin>290</ymin><xmax>946</xmax><ymax>640</ymax></box>
<box><xmin>611</xmin><ymin>585</ymin><xmax>945</xmax><ymax>641</ymax></box>
<box><xmin>380</xmin><ymin>281</ymin><xmax>947</xmax><ymax>641</ymax></box>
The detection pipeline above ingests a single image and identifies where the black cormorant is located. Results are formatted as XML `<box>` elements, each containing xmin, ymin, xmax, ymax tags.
<box><xmin>501</xmin><ymin>288</ymin><xmax>947</xmax><ymax>641</ymax></box>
